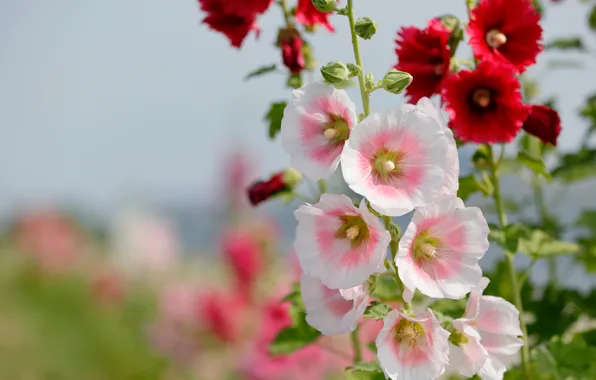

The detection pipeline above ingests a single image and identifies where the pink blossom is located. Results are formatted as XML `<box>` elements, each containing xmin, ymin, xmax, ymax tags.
<box><xmin>376</xmin><ymin>309</ymin><xmax>450</xmax><ymax>379</ymax></box>
<box><xmin>281</xmin><ymin>82</ymin><xmax>357</xmax><ymax>180</ymax></box>
<box><xmin>294</xmin><ymin>194</ymin><xmax>391</xmax><ymax>289</ymax></box>
<box><xmin>341</xmin><ymin>101</ymin><xmax>456</xmax><ymax>216</ymax></box>
<box><xmin>396</xmin><ymin>196</ymin><xmax>489</xmax><ymax>299</ymax></box>
<box><xmin>221</xmin><ymin>227</ymin><xmax>264</xmax><ymax>295</ymax></box>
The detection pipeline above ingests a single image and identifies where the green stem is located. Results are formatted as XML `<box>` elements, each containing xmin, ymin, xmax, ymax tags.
<box><xmin>346</xmin><ymin>0</ymin><xmax>371</xmax><ymax>116</ymax></box>
<box><xmin>278</xmin><ymin>0</ymin><xmax>292</xmax><ymax>26</ymax></box>
<box><xmin>486</xmin><ymin>144</ymin><xmax>530</xmax><ymax>377</ymax></box>
<box><xmin>317</xmin><ymin>179</ymin><xmax>328</xmax><ymax>195</ymax></box>
<box><xmin>350</xmin><ymin>326</ymin><xmax>362</xmax><ymax>363</ymax></box>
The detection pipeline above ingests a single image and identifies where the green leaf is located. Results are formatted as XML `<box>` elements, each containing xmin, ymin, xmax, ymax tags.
<box><xmin>502</xmin><ymin>223</ymin><xmax>532</xmax><ymax>253</ymax></box>
<box><xmin>517</xmin><ymin>151</ymin><xmax>551</xmax><ymax>180</ymax></box>
<box><xmin>346</xmin><ymin>361</ymin><xmax>385</xmax><ymax>380</ymax></box>
<box><xmin>244</xmin><ymin>64</ymin><xmax>277</xmax><ymax>81</ymax></box>
<box><xmin>518</xmin><ymin>230</ymin><xmax>580</xmax><ymax>258</ymax></box>
<box><xmin>363</xmin><ymin>301</ymin><xmax>392</xmax><ymax>320</ymax></box>
<box><xmin>265</xmin><ymin>101</ymin><xmax>287</xmax><ymax>139</ymax></box>
<box><xmin>545</xmin><ymin>59</ymin><xmax>585</xmax><ymax>69</ymax></box>
<box><xmin>589</xmin><ymin>5</ymin><xmax>596</xmax><ymax>31</ymax></box>
<box><xmin>458</xmin><ymin>175</ymin><xmax>480</xmax><ymax>201</ymax></box>
<box><xmin>269</xmin><ymin>321</ymin><xmax>321</xmax><ymax>356</ymax></box>
<box><xmin>545</xmin><ymin>37</ymin><xmax>585</xmax><ymax>51</ymax></box>
<box><xmin>532</xmin><ymin>336</ymin><xmax>596</xmax><ymax>379</ymax></box>
<box><xmin>552</xmin><ymin>148</ymin><xmax>596</xmax><ymax>183</ymax></box>
<box><xmin>370</xmin><ymin>276</ymin><xmax>401</xmax><ymax>302</ymax></box>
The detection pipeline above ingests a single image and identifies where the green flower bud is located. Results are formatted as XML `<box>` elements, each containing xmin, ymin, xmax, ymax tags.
<box><xmin>439</xmin><ymin>14</ymin><xmax>460</xmax><ymax>32</ymax></box>
<box><xmin>283</xmin><ymin>168</ymin><xmax>302</xmax><ymax>188</ymax></box>
<box><xmin>321</xmin><ymin>61</ymin><xmax>350</xmax><ymax>84</ymax></box>
<box><xmin>382</xmin><ymin>69</ymin><xmax>413</xmax><ymax>95</ymax></box>
<box><xmin>364</xmin><ymin>72</ymin><xmax>375</xmax><ymax>92</ymax></box>
<box><xmin>355</xmin><ymin>17</ymin><xmax>377</xmax><ymax>40</ymax></box>
<box><xmin>312</xmin><ymin>0</ymin><xmax>337</xmax><ymax>13</ymax></box>
<box><xmin>346</xmin><ymin>63</ymin><xmax>362</xmax><ymax>77</ymax></box>
<box><xmin>448</xmin><ymin>330</ymin><xmax>469</xmax><ymax>346</ymax></box>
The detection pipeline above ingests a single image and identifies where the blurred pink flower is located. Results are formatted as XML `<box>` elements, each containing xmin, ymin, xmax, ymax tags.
<box><xmin>239</xmin><ymin>297</ymin><xmax>330</xmax><ymax>380</ymax></box>
<box><xmin>91</xmin><ymin>267</ymin><xmax>126</xmax><ymax>306</ymax></box>
<box><xmin>221</xmin><ymin>228</ymin><xmax>264</xmax><ymax>296</ymax></box>
<box><xmin>199</xmin><ymin>289</ymin><xmax>248</xmax><ymax>343</ymax></box>
<box><xmin>14</xmin><ymin>208</ymin><xmax>82</xmax><ymax>272</ymax></box>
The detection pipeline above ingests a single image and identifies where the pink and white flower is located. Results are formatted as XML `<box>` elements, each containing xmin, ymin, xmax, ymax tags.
<box><xmin>376</xmin><ymin>308</ymin><xmax>450</xmax><ymax>380</ymax></box>
<box><xmin>411</xmin><ymin>97</ymin><xmax>459</xmax><ymax>197</ymax></box>
<box><xmin>294</xmin><ymin>194</ymin><xmax>391</xmax><ymax>289</ymax></box>
<box><xmin>301</xmin><ymin>273</ymin><xmax>369</xmax><ymax>335</ymax></box>
<box><xmin>396</xmin><ymin>196</ymin><xmax>489</xmax><ymax>299</ymax></box>
<box><xmin>449</xmin><ymin>278</ymin><xmax>524</xmax><ymax>379</ymax></box>
<box><xmin>341</xmin><ymin>101</ymin><xmax>456</xmax><ymax>216</ymax></box>
<box><xmin>281</xmin><ymin>82</ymin><xmax>358</xmax><ymax>180</ymax></box>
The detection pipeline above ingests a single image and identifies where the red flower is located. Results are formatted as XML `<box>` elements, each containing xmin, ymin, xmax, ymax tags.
<box><xmin>220</xmin><ymin>0</ymin><xmax>274</xmax><ymax>18</ymax></box>
<box><xmin>199</xmin><ymin>291</ymin><xmax>247</xmax><ymax>342</ymax></box>
<box><xmin>221</xmin><ymin>228</ymin><xmax>264</xmax><ymax>294</ymax></box>
<box><xmin>247</xmin><ymin>172</ymin><xmax>289</xmax><ymax>206</ymax></box>
<box><xmin>442</xmin><ymin>60</ymin><xmax>530</xmax><ymax>143</ymax></box>
<box><xmin>394</xmin><ymin>18</ymin><xmax>451</xmax><ymax>104</ymax></box>
<box><xmin>295</xmin><ymin>0</ymin><xmax>335</xmax><ymax>32</ymax></box>
<box><xmin>468</xmin><ymin>0</ymin><xmax>543</xmax><ymax>73</ymax></box>
<box><xmin>199</xmin><ymin>0</ymin><xmax>265</xmax><ymax>48</ymax></box>
<box><xmin>522</xmin><ymin>104</ymin><xmax>561</xmax><ymax>146</ymax></box>
<box><xmin>279</xmin><ymin>29</ymin><xmax>306</xmax><ymax>74</ymax></box>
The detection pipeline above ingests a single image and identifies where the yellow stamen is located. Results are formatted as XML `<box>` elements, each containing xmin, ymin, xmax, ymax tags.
<box><xmin>345</xmin><ymin>226</ymin><xmax>360</xmax><ymax>240</ymax></box>
<box><xmin>324</xmin><ymin>128</ymin><xmax>338</xmax><ymax>139</ymax></box>
<box><xmin>486</xmin><ymin>29</ymin><xmax>507</xmax><ymax>48</ymax></box>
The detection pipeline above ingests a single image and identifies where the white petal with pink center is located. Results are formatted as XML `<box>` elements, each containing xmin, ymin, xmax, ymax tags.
<box><xmin>447</xmin><ymin>320</ymin><xmax>488</xmax><ymax>377</ymax></box>
<box><xmin>341</xmin><ymin>101</ymin><xmax>455</xmax><ymax>216</ymax></box>
<box><xmin>376</xmin><ymin>308</ymin><xmax>450</xmax><ymax>380</ymax></box>
<box><xmin>281</xmin><ymin>82</ymin><xmax>357</xmax><ymax>180</ymax></box>
<box><xmin>294</xmin><ymin>194</ymin><xmax>391</xmax><ymax>289</ymax></box>
<box><xmin>449</xmin><ymin>278</ymin><xmax>524</xmax><ymax>380</ymax></box>
<box><xmin>301</xmin><ymin>273</ymin><xmax>369</xmax><ymax>335</ymax></box>
<box><xmin>396</xmin><ymin>196</ymin><xmax>490</xmax><ymax>299</ymax></box>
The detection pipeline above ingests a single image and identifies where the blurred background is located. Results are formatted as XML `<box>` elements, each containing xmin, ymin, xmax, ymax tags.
<box><xmin>1</xmin><ymin>0</ymin><xmax>595</xmax><ymax>379</ymax></box>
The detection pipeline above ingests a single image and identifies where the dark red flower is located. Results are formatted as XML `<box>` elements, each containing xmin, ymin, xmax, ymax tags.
<box><xmin>279</xmin><ymin>29</ymin><xmax>306</xmax><ymax>74</ymax></box>
<box><xmin>442</xmin><ymin>60</ymin><xmax>530</xmax><ymax>143</ymax></box>
<box><xmin>295</xmin><ymin>0</ymin><xmax>335</xmax><ymax>32</ymax></box>
<box><xmin>199</xmin><ymin>0</ymin><xmax>262</xmax><ymax>48</ymax></box>
<box><xmin>394</xmin><ymin>18</ymin><xmax>451</xmax><ymax>104</ymax></box>
<box><xmin>247</xmin><ymin>172</ymin><xmax>289</xmax><ymax>206</ymax></box>
<box><xmin>522</xmin><ymin>104</ymin><xmax>561</xmax><ymax>146</ymax></box>
<box><xmin>220</xmin><ymin>0</ymin><xmax>274</xmax><ymax>18</ymax></box>
<box><xmin>221</xmin><ymin>228</ymin><xmax>264</xmax><ymax>294</ymax></box>
<box><xmin>468</xmin><ymin>0</ymin><xmax>543</xmax><ymax>73</ymax></box>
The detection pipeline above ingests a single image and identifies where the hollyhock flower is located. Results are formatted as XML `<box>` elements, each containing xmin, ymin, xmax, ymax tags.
<box><xmin>442</xmin><ymin>60</ymin><xmax>530</xmax><ymax>143</ymax></box>
<box><xmin>341</xmin><ymin>101</ymin><xmax>455</xmax><ymax>216</ymax></box>
<box><xmin>220</xmin><ymin>0</ymin><xmax>273</xmax><ymax>18</ymax></box>
<box><xmin>408</xmin><ymin>97</ymin><xmax>459</xmax><ymax>197</ymax></box>
<box><xmin>221</xmin><ymin>228</ymin><xmax>263</xmax><ymax>293</ymax></box>
<box><xmin>376</xmin><ymin>309</ymin><xmax>450</xmax><ymax>380</ymax></box>
<box><xmin>199</xmin><ymin>290</ymin><xmax>247</xmax><ymax>342</ymax></box>
<box><xmin>468</xmin><ymin>0</ymin><xmax>542</xmax><ymax>73</ymax></box>
<box><xmin>295</xmin><ymin>0</ymin><xmax>336</xmax><ymax>32</ymax></box>
<box><xmin>522</xmin><ymin>104</ymin><xmax>561</xmax><ymax>146</ymax></box>
<box><xmin>394</xmin><ymin>18</ymin><xmax>451</xmax><ymax>103</ymax></box>
<box><xmin>199</xmin><ymin>0</ymin><xmax>261</xmax><ymax>48</ymax></box>
<box><xmin>449</xmin><ymin>278</ymin><xmax>524</xmax><ymax>379</ymax></box>
<box><xmin>281</xmin><ymin>83</ymin><xmax>357</xmax><ymax>180</ymax></box>
<box><xmin>301</xmin><ymin>273</ymin><xmax>369</xmax><ymax>335</ymax></box>
<box><xmin>279</xmin><ymin>28</ymin><xmax>305</xmax><ymax>74</ymax></box>
<box><xmin>396</xmin><ymin>196</ymin><xmax>489</xmax><ymax>299</ymax></box>
<box><xmin>294</xmin><ymin>194</ymin><xmax>391</xmax><ymax>289</ymax></box>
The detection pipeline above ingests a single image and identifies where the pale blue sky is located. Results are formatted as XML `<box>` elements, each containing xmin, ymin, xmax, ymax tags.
<box><xmin>0</xmin><ymin>0</ymin><xmax>594</xmax><ymax>215</ymax></box>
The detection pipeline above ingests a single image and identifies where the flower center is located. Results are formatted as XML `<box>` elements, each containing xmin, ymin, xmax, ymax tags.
<box><xmin>485</xmin><ymin>29</ymin><xmax>507</xmax><ymax>48</ymax></box>
<box><xmin>335</xmin><ymin>214</ymin><xmax>370</xmax><ymax>248</ymax></box>
<box><xmin>394</xmin><ymin>319</ymin><xmax>424</xmax><ymax>347</ymax></box>
<box><xmin>413</xmin><ymin>233</ymin><xmax>440</xmax><ymax>262</ymax></box>
<box><xmin>345</xmin><ymin>226</ymin><xmax>360</xmax><ymax>240</ymax></box>
<box><xmin>449</xmin><ymin>330</ymin><xmax>470</xmax><ymax>346</ymax></box>
<box><xmin>472</xmin><ymin>88</ymin><xmax>492</xmax><ymax>108</ymax></box>
<box><xmin>372</xmin><ymin>151</ymin><xmax>403</xmax><ymax>180</ymax></box>
<box><xmin>323</xmin><ymin>117</ymin><xmax>350</xmax><ymax>141</ymax></box>
<box><xmin>434</xmin><ymin>64</ymin><xmax>444</xmax><ymax>76</ymax></box>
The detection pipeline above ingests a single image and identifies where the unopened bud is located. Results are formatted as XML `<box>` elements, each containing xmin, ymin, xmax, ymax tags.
<box><xmin>448</xmin><ymin>330</ymin><xmax>469</xmax><ymax>346</ymax></box>
<box><xmin>355</xmin><ymin>17</ymin><xmax>377</xmax><ymax>40</ymax></box>
<box><xmin>382</xmin><ymin>69</ymin><xmax>413</xmax><ymax>95</ymax></box>
<box><xmin>247</xmin><ymin>169</ymin><xmax>302</xmax><ymax>206</ymax></box>
<box><xmin>312</xmin><ymin>0</ymin><xmax>337</xmax><ymax>13</ymax></box>
<box><xmin>282</xmin><ymin>168</ymin><xmax>302</xmax><ymax>188</ymax></box>
<box><xmin>321</xmin><ymin>61</ymin><xmax>350</xmax><ymax>84</ymax></box>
